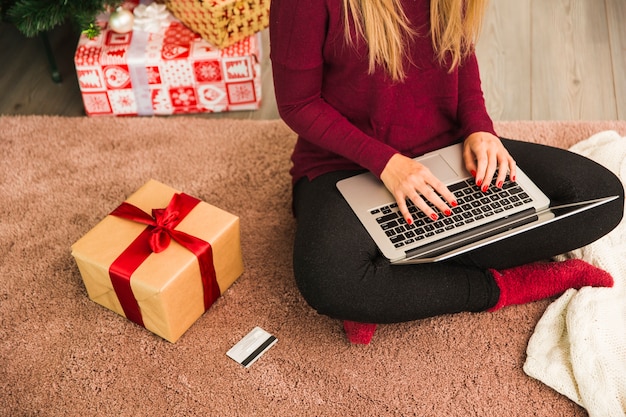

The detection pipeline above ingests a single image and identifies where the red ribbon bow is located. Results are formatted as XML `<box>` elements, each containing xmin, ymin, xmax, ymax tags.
<box><xmin>108</xmin><ymin>192</ymin><xmax>220</xmax><ymax>327</ymax></box>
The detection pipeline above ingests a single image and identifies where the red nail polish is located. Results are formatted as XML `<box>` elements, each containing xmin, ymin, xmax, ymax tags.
<box><xmin>451</xmin><ymin>200</ymin><xmax>458</xmax><ymax>207</ymax></box>
<box><xmin>511</xmin><ymin>175</ymin><xmax>516</xmax><ymax>182</ymax></box>
<box><xmin>444</xmin><ymin>209</ymin><xmax>452</xmax><ymax>216</ymax></box>
<box><xmin>476</xmin><ymin>179</ymin><xmax>482</xmax><ymax>186</ymax></box>
<box><xmin>430</xmin><ymin>213</ymin><xmax>438</xmax><ymax>221</ymax></box>
<box><xmin>406</xmin><ymin>217</ymin><xmax>413</xmax><ymax>225</ymax></box>
<box><xmin>482</xmin><ymin>185</ymin><xmax>489</xmax><ymax>192</ymax></box>
<box><xmin>497</xmin><ymin>181</ymin><xmax>503</xmax><ymax>188</ymax></box>
<box><xmin>471</xmin><ymin>170</ymin><xmax>477</xmax><ymax>178</ymax></box>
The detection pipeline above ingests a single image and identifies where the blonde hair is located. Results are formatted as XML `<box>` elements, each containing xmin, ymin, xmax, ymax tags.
<box><xmin>343</xmin><ymin>0</ymin><xmax>488</xmax><ymax>81</ymax></box>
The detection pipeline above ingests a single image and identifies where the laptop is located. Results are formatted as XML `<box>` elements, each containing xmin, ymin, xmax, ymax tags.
<box><xmin>336</xmin><ymin>142</ymin><xmax>617</xmax><ymax>264</ymax></box>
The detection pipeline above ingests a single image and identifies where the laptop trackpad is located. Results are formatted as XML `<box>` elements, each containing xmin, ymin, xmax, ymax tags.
<box><xmin>418</xmin><ymin>154</ymin><xmax>460</xmax><ymax>183</ymax></box>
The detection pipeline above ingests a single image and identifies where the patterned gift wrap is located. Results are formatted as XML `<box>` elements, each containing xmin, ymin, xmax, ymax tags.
<box><xmin>163</xmin><ymin>0</ymin><xmax>269</xmax><ymax>49</ymax></box>
<box><xmin>74</xmin><ymin>7</ymin><xmax>261</xmax><ymax>116</ymax></box>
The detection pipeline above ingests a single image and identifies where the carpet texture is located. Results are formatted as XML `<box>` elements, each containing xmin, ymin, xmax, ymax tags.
<box><xmin>1</xmin><ymin>116</ymin><xmax>625</xmax><ymax>417</ymax></box>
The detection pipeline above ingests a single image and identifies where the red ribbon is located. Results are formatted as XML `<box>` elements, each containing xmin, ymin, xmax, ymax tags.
<box><xmin>108</xmin><ymin>192</ymin><xmax>220</xmax><ymax>327</ymax></box>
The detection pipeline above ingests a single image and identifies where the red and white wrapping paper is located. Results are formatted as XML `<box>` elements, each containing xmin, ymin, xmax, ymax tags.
<box><xmin>74</xmin><ymin>1</ymin><xmax>262</xmax><ymax>116</ymax></box>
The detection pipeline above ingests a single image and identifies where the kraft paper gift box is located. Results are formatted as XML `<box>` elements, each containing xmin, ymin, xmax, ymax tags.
<box><xmin>71</xmin><ymin>180</ymin><xmax>244</xmax><ymax>342</ymax></box>
<box><xmin>74</xmin><ymin>1</ymin><xmax>262</xmax><ymax>116</ymax></box>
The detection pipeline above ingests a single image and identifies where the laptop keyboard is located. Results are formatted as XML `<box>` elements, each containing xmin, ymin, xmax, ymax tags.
<box><xmin>369</xmin><ymin>176</ymin><xmax>534</xmax><ymax>249</ymax></box>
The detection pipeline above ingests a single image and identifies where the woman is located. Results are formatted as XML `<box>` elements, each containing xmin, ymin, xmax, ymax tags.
<box><xmin>269</xmin><ymin>0</ymin><xmax>624</xmax><ymax>344</ymax></box>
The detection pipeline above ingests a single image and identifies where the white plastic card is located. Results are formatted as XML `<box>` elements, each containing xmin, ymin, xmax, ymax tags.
<box><xmin>226</xmin><ymin>327</ymin><xmax>277</xmax><ymax>368</ymax></box>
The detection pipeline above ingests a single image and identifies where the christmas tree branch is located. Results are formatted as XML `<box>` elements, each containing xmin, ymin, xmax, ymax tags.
<box><xmin>4</xmin><ymin>0</ymin><xmax>122</xmax><ymax>37</ymax></box>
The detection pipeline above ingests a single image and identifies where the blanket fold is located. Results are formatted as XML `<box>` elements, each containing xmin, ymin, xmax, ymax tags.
<box><xmin>524</xmin><ymin>130</ymin><xmax>626</xmax><ymax>417</ymax></box>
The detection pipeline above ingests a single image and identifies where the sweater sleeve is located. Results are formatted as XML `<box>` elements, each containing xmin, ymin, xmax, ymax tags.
<box><xmin>269</xmin><ymin>0</ymin><xmax>399</xmax><ymax>178</ymax></box>
<box><xmin>456</xmin><ymin>52</ymin><xmax>497</xmax><ymax>137</ymax></box>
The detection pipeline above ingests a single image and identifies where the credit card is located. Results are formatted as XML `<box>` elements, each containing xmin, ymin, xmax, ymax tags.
<box><xmin>226</xmin><ymin>327</ymin><xmax>277</xmax><ymax>368</ymax></box>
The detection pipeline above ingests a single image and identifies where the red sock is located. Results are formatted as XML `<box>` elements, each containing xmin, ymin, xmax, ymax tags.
<box><xmin>488</xmin><ymin>259</ymin><xmax>614</xmax><ymax>311</ymax></box>
<box><xmin>343</xmin><ymin>320</ymin><xmax>377</xmax><ymax>344</ymax></box>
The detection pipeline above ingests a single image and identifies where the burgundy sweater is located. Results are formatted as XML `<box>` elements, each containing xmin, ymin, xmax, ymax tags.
<box><xmin>269</xmin><ymin>0</ymin><xmax>496</xmax><ymax>184</ymax></box>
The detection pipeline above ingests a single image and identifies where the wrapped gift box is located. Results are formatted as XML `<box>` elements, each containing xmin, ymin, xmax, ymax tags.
<box><xmin>71</xmin><ymin>180</ymin><xmax>244</xmax><ymax>342</ymax></box>
<box><xmin>163</xmin><ymin>0</ymin><xmax>270</xmax><ymax>49</ymax></box>
<box><xmin>74</xmin><ymin>2</ymin><xmax>262</xmax><ymax>116</ymax></box>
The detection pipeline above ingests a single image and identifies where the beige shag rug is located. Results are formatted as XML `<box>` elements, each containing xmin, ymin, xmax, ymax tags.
<box><xmin>1</xmin><ymin>116</ymin><xmax>625</xmax><ymax>417</ymax></box>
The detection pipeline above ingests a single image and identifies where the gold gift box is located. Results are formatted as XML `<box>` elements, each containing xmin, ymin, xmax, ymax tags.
<box><xmin>71</xmin><ymin>180</ymin><xmax>244</xmax><ymax>342</ymax></box>
<box><xmin>163</xmin><ymin>0</ymin><xmax>270</xmax><ymax>49</ymax></box>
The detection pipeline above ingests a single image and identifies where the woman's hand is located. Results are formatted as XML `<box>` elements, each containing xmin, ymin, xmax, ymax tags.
<box><xmin>463</xmin><ymin>132</ymin><xmax>517</xmax><ymax>191</ymax></box>
<box><xmin>380</xmin><ymin>153</ymin><xmax>458</xmax><ymax>225</ymax></box>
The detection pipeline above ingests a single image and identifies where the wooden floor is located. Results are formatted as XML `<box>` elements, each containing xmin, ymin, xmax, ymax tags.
<box><xmin>477</xmin><ymin>0</ymin><xmax>625</xmax><ymax>121</ymax></box>
<box><xmin>1</xmin><ymin>0</ymin><xmax>624</xmax><ymax>121</ymax></box>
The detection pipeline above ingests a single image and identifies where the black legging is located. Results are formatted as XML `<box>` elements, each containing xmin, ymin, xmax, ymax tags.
<box><xmin>291</xmin><ymin>139</ymin><xmax>625</xmax><ymax>324</ymax></box>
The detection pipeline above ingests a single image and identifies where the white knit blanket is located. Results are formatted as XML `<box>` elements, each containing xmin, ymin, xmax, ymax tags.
<box><xmin>524</xmin><ymin>130</ymin><xmax>626</xmax><ymax>416</ymax></box>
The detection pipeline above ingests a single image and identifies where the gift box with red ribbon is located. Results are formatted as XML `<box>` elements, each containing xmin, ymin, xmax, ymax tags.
<box><xmin>71</xmin><ymin>180</ymin><xmax>244</xmax><ymax>342</ymax></box>
<box><xmin>74</xmin><ymin>1</ymin><xmax>262</xmax><ymax>116</ymax></box>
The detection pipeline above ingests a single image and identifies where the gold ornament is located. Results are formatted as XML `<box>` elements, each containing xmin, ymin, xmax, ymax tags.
<box><xmin>109</xmin><ymin>7</ymin><xmax>134</xmax><ymax>34</ymax></box>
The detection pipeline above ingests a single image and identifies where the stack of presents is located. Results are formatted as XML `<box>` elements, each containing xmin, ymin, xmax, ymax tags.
<box><xmin>74</xmin><ymin>0</ymin><xmax>268</xmax><ymax>116</ymax></box>
<box><xmin>72</xmin><ymin>1</ymin><xmax>269</xmax><ymax>343</ymax></box>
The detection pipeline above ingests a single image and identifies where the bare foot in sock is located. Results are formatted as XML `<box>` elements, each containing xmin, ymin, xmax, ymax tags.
<box><xmin>488</xmin><ymin>259</ymin><xmax>614</xmax><ymax>311</ymax></box>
